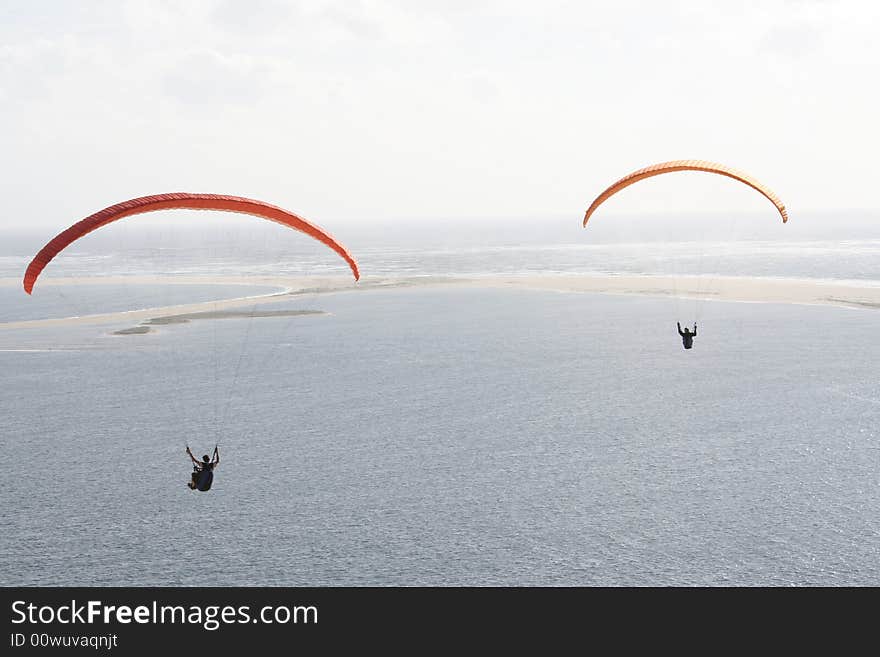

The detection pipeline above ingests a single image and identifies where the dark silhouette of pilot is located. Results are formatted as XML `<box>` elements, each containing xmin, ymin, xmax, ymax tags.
<box><xmin>677</xmin><ymin>322</ymin><xmax>697</xmax><ymax>349</ymax></box>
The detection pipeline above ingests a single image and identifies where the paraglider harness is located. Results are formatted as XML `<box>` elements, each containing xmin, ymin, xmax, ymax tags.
<box><xmin>188</xmin><ymin>445</ymin><xmax>218</xmax><ymax>492</ymax></box>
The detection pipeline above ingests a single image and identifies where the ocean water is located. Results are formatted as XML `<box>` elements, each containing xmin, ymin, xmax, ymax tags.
<box><xmin>1</xmin><ymin>284</ymin><xmax>879</xmax><ymax>586</ymax></box>
<box><xmin>1</xmin><ymin>217</ymin><xmax>880</xmax><ymax>586</ymax></box>
<box><xmin>3</xmin><ymin>214</ymin><xmax>880</xmax><ymax>282</ymax></box>
<box><xmin>0</xmin><ymin>283</ymin><xmax>282</xmax><ymax>323</ymax></box>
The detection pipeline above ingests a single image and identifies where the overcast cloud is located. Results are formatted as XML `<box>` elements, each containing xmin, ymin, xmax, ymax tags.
<box><xmin>1</xmin><ymin>0</ymin><xmax>877</xmax><ymax>227</ymax></box>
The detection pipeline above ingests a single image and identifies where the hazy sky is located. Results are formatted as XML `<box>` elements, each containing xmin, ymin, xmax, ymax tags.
<box><xmin>1</xmin><ymin>0</ymin><xmax>878</xmax><ymax>228</ymax></box>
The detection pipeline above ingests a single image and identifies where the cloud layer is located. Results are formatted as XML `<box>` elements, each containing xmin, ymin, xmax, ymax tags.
<box><xmin>1</xmin><ymin>0</ymin><xmax>877</xmax><ymax>227</ymax></box>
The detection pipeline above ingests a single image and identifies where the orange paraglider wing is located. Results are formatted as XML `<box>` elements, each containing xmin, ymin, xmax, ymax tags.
<box><xmin>23</xmin><ymin>193</ymin><xmax>360</xmax><ymax>293</ymax></box>
<box><xmin>582</xmin><ymin>160</ymin><xmax>788</xmax><ymax>227</ymax></box>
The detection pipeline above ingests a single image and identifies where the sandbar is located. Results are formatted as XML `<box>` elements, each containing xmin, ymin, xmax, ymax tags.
<box><xmin>2</xmin><ymin>273</ymin><xmax>880</xmax><ymax>333</ymax></box>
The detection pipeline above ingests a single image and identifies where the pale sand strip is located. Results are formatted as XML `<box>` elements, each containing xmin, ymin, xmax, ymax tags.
<box><xmin>2</xmin><ymin>273</ymin><xmax>879</xmax><ymax>331</ymax></box>
<box><xmin>466</xmin><ymin>274</ymin><xmax>880</xmax><ymax>309</ymax></box>
<box><xmin>0</xmin><ymin>276</ymin><xmax>360</xmax><ymax>330</ymax></box>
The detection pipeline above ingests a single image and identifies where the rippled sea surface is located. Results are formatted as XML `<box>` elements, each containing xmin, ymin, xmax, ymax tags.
<box><xmin>3</xmin><ymin>211</ymin><xmax>880</xmax><ymax>282</ymax></box>
<box><xmin>1</xmin><ymin>284</ymin><xmax>878</xmax><ymax>586</ymax></box>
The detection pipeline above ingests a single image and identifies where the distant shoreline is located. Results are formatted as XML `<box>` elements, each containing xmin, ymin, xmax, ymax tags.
<box><xmin>464</xmin><ymin>274</ymin><xmax>880</xmax><ymax>310</ymax></box>
<box><xmin>1</xmin><ymin>273</ymin><xmax>879</xmax><ymax>330</ymax></box>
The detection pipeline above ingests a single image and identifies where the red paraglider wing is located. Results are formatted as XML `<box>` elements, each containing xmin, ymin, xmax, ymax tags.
<box><xmin>23</xmin><ymin>193</ymin><xmax>360</xmax><ymax>293</ymax></box>
<box><xmin>582</xmin><ymin>160</ymin><xmax>788</xmax><ymax>227</ymax></box>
